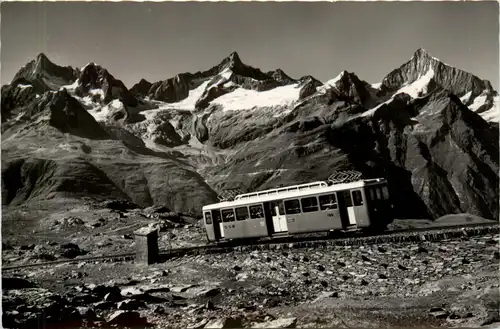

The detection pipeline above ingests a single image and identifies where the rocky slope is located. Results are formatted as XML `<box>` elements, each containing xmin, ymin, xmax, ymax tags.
<box><xmin>1</xmin><ymin>49</ymin><xmax>498</xmax><ymax>219</ymax></box>
<box><xmin>3</xmin><ymin>232</ymin><xmax>499</xmax><ymax>328</ymax></box>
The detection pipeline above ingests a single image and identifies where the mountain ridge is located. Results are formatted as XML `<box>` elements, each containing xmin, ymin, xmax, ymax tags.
<box><xmin>2</xmin><ymin>48</ymin><xmax>498</xmax><ymax>219</ymax></box>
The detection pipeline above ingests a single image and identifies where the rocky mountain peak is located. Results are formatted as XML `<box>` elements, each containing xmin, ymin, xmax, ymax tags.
<box><xmin>268</xmin><ymin>69</ymin><xmax>295</xmax><ymax>84</ymax></box>
<box><xmin>35</xmin><ymin>53</ymin><xmax>52</xmax><ymax>67</ymax></box>
<box><xmin>30</xmin><ymin>53</ymin><xmax>67</xmax><ymax>77</ymax></box>
<box><xmin>321</xmin><ymin>70</ymin><xmax>374</xmax><ymax>107</ymax></box>
<box><xmin>228</xmin><ymin>51</ymin><xmax>241</xmax><ymax>62</ymax></box>
<box><xmin>12</xmin><ymin>53</ymin><xmax>77</xmax><ymax>91</ymax></box>
<box><xmin>412</xmin><ymin>47</ymin><xmax>432</xmax><ymax>59</ymax></box>
<box><xmin>79</xmin><ymin>62</ymin><xmax>109</xmax><ymax>87</ymax></box>
<box><xmin>380</xmin><ymin>48</ymin><xmax>494</xmax><ymax>99</ymax></box>
<box><xmin>218</xmin><ymin>51</ymin><xmax>244</xmax><ymax>71</ymax></box>
<box><xmin>130</xmin><ymin>79</ymin><xmax>152</xmax><ymax>98</ymax></box>
<box><xmin>1</xmin><ymin>46</ymin><xmax>498</xmax><ymax>222</ymax></box>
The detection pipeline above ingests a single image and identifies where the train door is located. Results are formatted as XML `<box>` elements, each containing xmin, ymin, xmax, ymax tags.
<box><xmin>212</xmin><ymin>209</ymin><xmax>223</xmax><ymax>239</ymax></box>
<box><xmin>337</xmin><ymin>190</ymin><xmax>356</xmax><ymax>228</ymax></box>
<box><xmin>270</xmin><ymin>200</ymin><xmax>288</xmax><ymax>233</ymax></box>
<box><xmin>262</xmin><ymin>203</ymin><xmax>275</xmax><ymax>236</ymax></box>
<box><xmin>351</xmin><ymin>189</ymin><xmax>368</xmax><ymax>226</ymax></box>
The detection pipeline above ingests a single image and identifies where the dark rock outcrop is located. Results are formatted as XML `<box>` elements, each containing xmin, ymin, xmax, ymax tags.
<box><xmin>1</xmin><ymin>80</ymin><xmax>37</xmax><ymax>123</ymax></box>
<box><xmin>130</xmin><ymin>78</ymin><xmax>152</xmax><ymax>98</ymax></box>
<box><xmin>28</xmin><ymin>89</ymin><xmax>110</xmax><ymax>139</ymax></box>
<box><xmin>75</xmin><ymin>62</ymin><xmax>138</xmax><ymax>107</ymax></box>
<box><xmin>298</xmin><ymin>76</ymin><xmax>323</xmax><ymax>100</ymax></box>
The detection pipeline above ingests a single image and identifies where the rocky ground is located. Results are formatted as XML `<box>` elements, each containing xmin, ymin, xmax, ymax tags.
<box><xmin>2</xmin><ymin>200</ymin><xmax>205</xmax><ymax>268</ymax></box>
<box><xmin>2</xmin><ymin>225</ymin><xmax>499</xmax><ymax>329</ymax></box>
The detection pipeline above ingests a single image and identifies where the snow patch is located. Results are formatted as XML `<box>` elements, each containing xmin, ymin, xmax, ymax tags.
<box><xmin>371</xmin><ymin>82</ymin><xmax>382</xmax><ymax>89</ymax></box>
<box><xmin>316</xmin><ymin>72</ymin><xmax>345</xmax><ymax>94</ymax></box>
<box><xmin>475</xmin><ymin>95</ymin><xmax>499</xmax><ymax>123</ymax></box>
<box><xmin>141</xmin><ymin>109</ymin><xmax>160</xmax><ymax>121</ymax></box>
<box><xmin>80</xmin><ymin>96</ymin><xmax>96</xmax><ymax>107</ymax></box>
<box><xmin>468</xmin><ymin>94</ymin><xmax>488</xmax><ymax>112</ymax></box>
<box><xmin>460</xmin><ymin>91</ymin><xmax>472</xmax><ymax>104</ymax></box>
<box><xmin>395</xmin><ymin>68</ymin><xmax>435</xmax><ymax>98</ymax></box>
<box><xmin>88</xmin><ymin>99</ymin><xmax>124</xmax><ymax>122</ymax></box>
<box><xmin>220</xmin><ymin>68</ymin><xmax>233</xmax><ymax>80</ymax></box>
<box><xmin>223</xmin><ymin>81</ymin><xmax>236</xmax><ymax>88</ymax></box>
<box><xmin>60</xmin><ymin>79</ymin><xmax>80</xmax><ymax>91</ymax></box>
<box><xmin>156</xmin><ymin>80</ymin><xmax>211</xmax><ymax>111</ymax></box>
<box><xmin>479</xmin><ymin>106</ymin><xmax>499</xmax><ymax>123</ymax></box>
<box><xmin>17</xmin><ymin>84</ymin><xmax>32</xmax><ymax>90</ymax></box>
<box><xmin>211</xmin><ymin>83</ymin><xmax>301</xmax><ymax>112</ymax></box>
<box><xmin>359</xmin><ymin>68</ymin><xmax>435</xmax><ymax>119</ymax></box>
<box><xmin>89</xmin><ymin>88</ymin><xmax>105</xmax><ymax>99</ymax></box>
<box><xmin>360</xmin><ymin>98</ymin><xmax>393</xmax><ymax>117</ymax></box>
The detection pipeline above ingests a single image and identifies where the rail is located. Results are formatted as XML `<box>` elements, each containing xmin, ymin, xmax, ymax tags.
<box><xmin>2</xmin><ymin>222</ymin><xmax>498</xmax><ymax>271</ymax></box>
<box><xmin>234</xmin><ymin>181</ymin><xmax>328</xmax><ymax>201</ymax></box>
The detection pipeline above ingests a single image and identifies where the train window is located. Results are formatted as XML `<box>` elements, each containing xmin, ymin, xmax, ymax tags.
<box><xmin>375</xmin><ymin>188</ymin><xmax>382</xmax><ymax>200</ymax></box>
<box><xmin>204</xmin><ymin>212</ymin><xmax>213</xmax><ymax>225</ymax></box>
<box><xmin>382</xmin><ymin>186</ymin><xmax>390</xmax><ymax>200</ymax></box>
<box><xmin>270</xmin><ymin>201</ymin><xmax>285</xmax><ymax>216</ymax></box>
<box><xmin>222</xmin><ymin>209</ymin><xmax>235</xmax><ymax>222</ymax></box>
<box><xmin>342</xmin><ymin>191</ymin><xmax>353</xmax><ymax>207</ymax></box>
<box><xmin>235</xmin><ymin>207</ymin><xmax>249</xmax><ymax>221</ymax></box>
<box><xmin>278</xmin><ymin>201</ymin><xmax>285</xmax><ymax>215</ymax></box>
<box><xmin>369</xmin><ymin>188</ymin><xmax>376</xmax><ymax>201</ymax></box>
<box><xmin>284</xmin><ymin>199</ymin><xmax>301</xmax><ymax>214</ymax></box>
<box><xmin>352</xmin><ymin>190</ymin><xmax>363</xmax><ymax>206</ymax></box>
<box><xmin>319</xmin><ymin>194</ymin><xmax>337</xmax><ymax>210</ymax></box>
<box><xmin>301</xmin><ymin>197</ymin><xmax>319</xmax><ymax>213</ymax></box>
<box><xmin>249</xmin><ymin>205</ymin><xmax>264</xmax><ymax>219</ymax></box>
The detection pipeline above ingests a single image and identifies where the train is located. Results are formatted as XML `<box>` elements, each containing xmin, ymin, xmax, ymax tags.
<box><xmin>202</xmin><ymin>173</ymin><xmax>394</xmax><ymax>242</ymax></box>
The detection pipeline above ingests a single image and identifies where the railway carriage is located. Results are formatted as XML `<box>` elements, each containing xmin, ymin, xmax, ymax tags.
<box><xmin>202</xmin><ymin>177</ymin><xmax>393</xmax><ymax>242</ymax></box>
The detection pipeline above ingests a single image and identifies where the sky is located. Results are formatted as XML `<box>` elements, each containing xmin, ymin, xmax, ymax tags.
<box><xmin>1</xmin><ymin>1</ymin><xmax>499</xmax><ymax>90</ymax></box>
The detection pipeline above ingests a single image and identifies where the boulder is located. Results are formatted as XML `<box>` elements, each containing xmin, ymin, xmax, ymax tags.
<box><xmin>107</xmin><ymin>310</ymin><xmax>148</xmax><ymax>326</ymax></box>
<box><xmin>2</xmin><ymin>277</ymin><xmax>37</xmax><ymax>290</ymax></box>
<box><xmin>204</xmin><ymin>316</ymin><xmax>243</xmax><ymax>328</ymax></box>
<box><xmin>117</xmin><ymin>299</ymin><xmax>146</xmax><ymax>311</ymax></box>
<box><xmin>252</xmin><ymin>317</ymin><xmax>298</xmax><ymax>328</ymax></box>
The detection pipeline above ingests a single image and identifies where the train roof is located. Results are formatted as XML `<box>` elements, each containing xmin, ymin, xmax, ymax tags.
<box><xmin>203</xmin><ymin>178</ymin><xmax>387</xmax><ymax>211</ymax></box>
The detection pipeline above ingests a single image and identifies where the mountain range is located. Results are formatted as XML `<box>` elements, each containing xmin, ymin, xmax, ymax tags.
<box><xmin>1</xmin><ymin>48</ymin><xmax>498</xmax><ymax>220</ymax></box>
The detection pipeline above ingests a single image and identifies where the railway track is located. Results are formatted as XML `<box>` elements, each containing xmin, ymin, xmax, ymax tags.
<box><xmin>3</xmin><ymin>222</ymin><xmax>498</xmax><ymax>271</ymax></box>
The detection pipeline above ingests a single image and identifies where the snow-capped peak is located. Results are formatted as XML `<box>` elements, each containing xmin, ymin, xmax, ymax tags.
<box><xmin>316</xmin><ymin>71</ymin><xmax>347</xmax><ymax>94</ymax></box>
